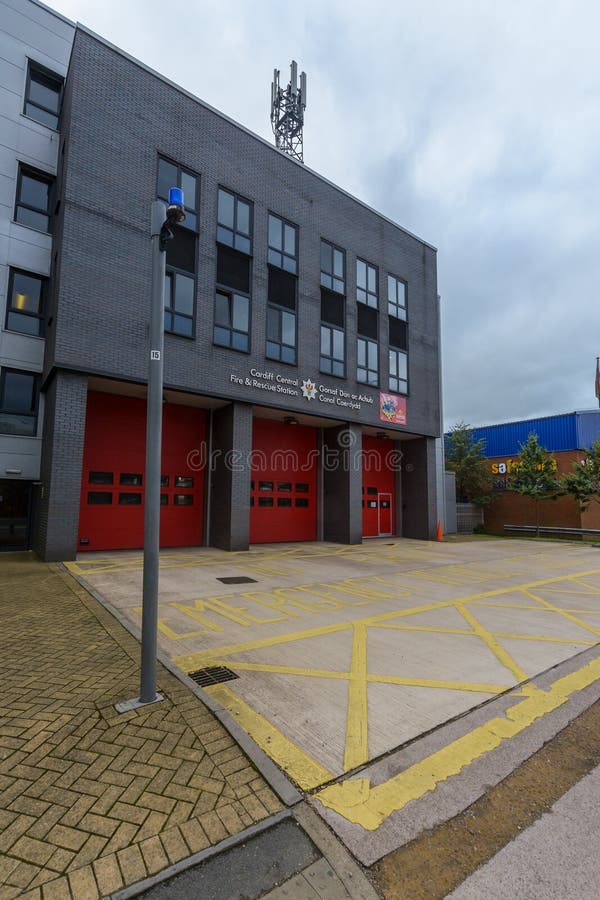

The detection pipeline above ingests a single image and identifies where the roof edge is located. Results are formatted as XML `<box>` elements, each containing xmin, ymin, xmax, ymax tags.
<box><xmin>73</xmin><ymin>23</ymin><xmax>437</xmax><ymax>253</ymax></box>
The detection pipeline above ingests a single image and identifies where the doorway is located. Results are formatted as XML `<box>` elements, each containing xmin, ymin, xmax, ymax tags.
<box><xmin>0</xmin><ymin>480</ymin><xmax>31</xmax><ymax>550</ymax></box>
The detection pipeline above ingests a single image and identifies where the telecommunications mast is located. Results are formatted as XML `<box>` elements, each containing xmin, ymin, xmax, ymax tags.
<box><xmin>270</xmin><ymin>61</ymin><xmax>307</xmax><ymax>163</ymax></box>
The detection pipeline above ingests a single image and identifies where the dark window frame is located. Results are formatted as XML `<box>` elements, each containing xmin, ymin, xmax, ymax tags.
<box><xmin>388</xmin><ymin>273</ymin><xmax>407</xmax><ymax>321</ymax></box>
<box><xmin>267</xmin><ymin>212</ymin><xmax>298</xmax><ymax>273</ymax></box>
<box><xmin>156</xmin><ymin>156</ymin><xmax>199</xmax><ymax>231</ymax></box>
<box><xmin>357</xmin><ymin>337</ymin><xmax>379</xmax><ymax>387</ymax></box>
<box><xmin>357</xmin><ymin>258</ymin><xmax>378</xmax><ymax>308</ymax></box>
<box><xmin>14</xmin><ymin>164</ymin><xmax>54</xmax><ymax>233</ymax></box>
<box><xmin>320</xmin><ymin>239</ymin><xmax>345</xmax><ymax>294</ymax></box>
<box><xmin>213</xmin><ymin>289</ymin><xmax>251</xmax><ymax>353</ymax></box>
<box><xmin>5</xmin><ymin>268</ymin><xmax>47</xmax><ymax>337</ymax></box>
<box><xmin>266</xmin><ymin>302</ymin><xmax>297</xmax><ymax>365</ymax></box>
<box><xmin>164</xmin><ymin>265</ymin><xmax>196</xmax><ymax>339</ymax></box>
<box><xmin>389</xmin><ymin>347</ymin><xmax>408</xmax><ymax>395</ymax></box>
<box><xmin>320</xmin><ymin>324</ymin><xmax>345</xmax><ymax>378</ymax></box>
<box><xmin>23</xmin><ymin>60</ymin><xmax>63</xmax><ymax>130</ymax></box>
<box><xmin>0</xmin><ymin>368</ymin><xmax>40</xmax><ymax>437</ymax></box>
<box><xmin>217</xmin><ymin>186</ymin><xmax>253</xmax><ymax>255</ymax></box>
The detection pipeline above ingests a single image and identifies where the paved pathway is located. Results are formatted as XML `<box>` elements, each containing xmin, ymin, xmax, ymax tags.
<box><xmin>0</xmin><ymin>554</ymin><xmax>282</xmax><ymax>899</ymax></box>
<box><xmin>449</xmin><ymin>764</ymin><xmax>600</xmax><ymax>899</ymax></box>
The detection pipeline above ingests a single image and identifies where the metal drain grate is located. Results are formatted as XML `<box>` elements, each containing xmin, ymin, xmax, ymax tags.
<box><xmin>188</xmin><ymin>666</ymin><xmax>239</xmax><ymax>687</ymax></box>
<box><xmin>216</xmin><ymin>576</ymin><xmax>258</xmax><ymax>584</ymax></box>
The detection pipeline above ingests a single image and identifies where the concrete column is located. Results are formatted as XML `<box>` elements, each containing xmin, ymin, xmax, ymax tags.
<box><xmin>394</xmin><ymin>439</ymin><xmax>403</xmax><ymax>536</ymax></box>
<box><xmin>34</xmin><ymin>370</ymin><xmax>88</xmax><ymax>561</ymax></box>
<box><xmin>209</xmin><ymin>401</ymin><xmax>252</xmax><ymax>551</ymax></box>
<box><xmin>401</xmin><ymin>436</ymin><xmax>438</xmax><ymax>540</ymax></box>
<box><xmin>322</xmin><ymin>423</ymin><xmax>362</xmax><ymax>544</ymax></box>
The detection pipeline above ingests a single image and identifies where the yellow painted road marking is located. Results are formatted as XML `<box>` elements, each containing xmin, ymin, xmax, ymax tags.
<box><xmin>455</xmin><ymin>604</ymin><xmax>529</xmax><ymax>683</ymax></box>
<box><xmin>315</xmin><ymin>654</ymin><xmax>600</xmax><ymax>830</ymax></box>
<box><xmin>523</xmin><ymin>589</ymin><xmax>600</xmax><ymax>638</ymax></box>
<box><xmin>368</xmin><ymin>674</ymin><xmax>509</xmax><ymax>694</ymax></box>
<box><xmin>344</xmin><ymin>624</ymin><xmax>369</xmax><ymax>771</ymax></box>
<box><xmin>492</xmin><ymin>632</ymin><xmax>596</xmax><ymax>645</ymax></box>
<box><xmin>206</xmin><ymin>683</ymin><xmax>334</xmax><ymax>791</ymax></box>
<box><xmin>173</xmin><ymin>598</ymin><xmax>459</xmax><ymax>671</ymax></box>
<box><xmin>163</xmin><ymin>564</ymin><xmax>600</xmax><ymax>807</ymax></box>
<box><xmin>209</xmin><ymin>660</ymin><xmax>351</xmax><ymax>680</ymax></box>
<box><xmin>209</xmin><ymin>660</ymin><xmax>509</xmax><ymax>695</ymax></box>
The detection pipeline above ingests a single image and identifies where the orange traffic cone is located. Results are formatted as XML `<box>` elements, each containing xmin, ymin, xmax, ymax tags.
<box><xmin>436</xmin><ymin>520</ymin><xmax>444</xmax><ymax>542</ymax></box>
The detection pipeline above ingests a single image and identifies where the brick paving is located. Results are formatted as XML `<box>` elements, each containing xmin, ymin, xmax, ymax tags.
<box><xmin>0</xmin><ymin>555</ymin><xmax>283</xmax><ymax>899</ymax></box>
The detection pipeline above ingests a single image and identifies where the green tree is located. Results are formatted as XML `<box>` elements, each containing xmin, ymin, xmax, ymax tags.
<box><xmin>561</xmin><ymin>439</ymin><xmax>600</xmax><ymax>512</ymax></box>
<box><xmin>445</xmin><ymin>422</ymin><xmax>492</xmax><ymax>506</ymax></box>
<box><xmin>511</xmin><ymin>433</ymin><xmax>560</xmax><ymax>536</ymax></box>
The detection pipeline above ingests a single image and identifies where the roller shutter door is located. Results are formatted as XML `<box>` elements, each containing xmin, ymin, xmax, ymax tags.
<box><xmin>250</xmin><ymin>418</ymin><xmax>317</xmax><ymax>543</ymax></box>
<box><xmin>79</xmin><ymin>392</ymin><xmax>205</xmax><ymax>551</ymax></box>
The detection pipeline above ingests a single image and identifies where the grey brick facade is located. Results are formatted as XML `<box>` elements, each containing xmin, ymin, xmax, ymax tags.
<box><xmin>35</xmin><ymin>26</ymin><xmax>442</xmax><ymax>559</ymax></box>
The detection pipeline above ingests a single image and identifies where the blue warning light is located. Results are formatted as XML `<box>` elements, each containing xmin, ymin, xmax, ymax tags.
<box><xmin>168</xmin><ymin>187</ymin><xmax>184</xmax><ymax>207</ymax></box>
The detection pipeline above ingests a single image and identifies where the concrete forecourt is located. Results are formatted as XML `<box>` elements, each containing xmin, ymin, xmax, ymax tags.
<box><xmin>67</xmin><ymin>536</ymin><xmax>600</xmax><ymax>867</ymax></box>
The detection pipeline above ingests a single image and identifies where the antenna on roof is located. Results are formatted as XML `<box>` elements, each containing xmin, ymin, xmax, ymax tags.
<box><xmin>270</xmin><ymin>61</ymin><xmax>307</xmax><ymax>163</ymax></box>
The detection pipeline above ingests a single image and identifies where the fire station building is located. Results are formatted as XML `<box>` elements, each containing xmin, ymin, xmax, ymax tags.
<box><xmin>3</xmin><ymin>19</ymin><xmax>442</xmax><ymax>560</ymax></box>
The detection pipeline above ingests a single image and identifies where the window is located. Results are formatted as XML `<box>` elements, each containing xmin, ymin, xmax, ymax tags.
<box><xmin>15</xmin><ymin>166</ymin><xmax>54</xmax><ymax>233</ymax></box>
<box><xmin>89</xmin><ymin>472</ymin><xmax>113</xmax><ymax>484</ymax></box>
<box><xmin>320</xmin><ymin>325</ymin><xmax>345</xmax><ymax>377</ymax></box>
<box><xmin>357</xmin><ymin>338</ymin><xmax>379</xmax><ymax>386</ymax></box>
<box><xmin>266</xmin><ymin>305</ymin><xmax>296</xmax><ymax>364</ymax></box>
<box><xmin>165</xmin><ymin>271</ymin><xmax>194</xmax><ymax>337</ymax></box>
<box><xmin>215</xmin><ymin>196</ymin><xmax>252</xmax><ymax>351</ymax></box>
<box><xmin>389</xmin><ymin>348</ymin><xmax>408</xmax><ymax>394</ymax></box>
<box><xmin>5</xmin><ymin>269</ymin><xmax>46</xmax><ymax>337</ymax></box>
<box><xmin>389</xmin><ymin>316</ymin><xmax>407</xmax><ymax>351</ymax></box>
<box><xmin>268</xmin><ymin>214</ymin><xmax>297</xmax><ymax>273</ymax></box>
<box><xmin>320</xmin><ymin>240</ymin><xmax>345</xmax><ymax>293</ymax></box>
<box><xmin>214</xmin><ymin>290</ymin><xmax>250</xmax><ymax>352</ymax></box>
<box><xmin>24</xmin><ymin>61</ymin><xmax>63</xmax><ymax>129</ymax></box>
<box><xmin>388</xmin><ymin>275</ymin><xmax>407</xmax><ymax>320</ymax></box>
<box><xmin>0</xmin><ymin>369</ymin><xmax>39</xmax><ymax>436</ymax></box>
<box><xmin>157</xmin><ymin>158</ymin><xmax>199</xmax><ymax>230</ymax></box>
<box><xmin>88</xmin><ymin>492</ymin><xmax>112</xmax><ymax>505</ymax></box>
<box><xmin>160</xmin><ymin>185</ymin><xmax>197</xmax><ymax>337</ymax></box>
<box><xmin>267</xmin><ymin>228</ymin><xmax>297</xmax><ymax>363</ymax></box>
<box><xmin>217</xmin><ymin>188</ymin><xmax>252</xmax><ymax>254</ymax></box>
<box><xmin>120</xmin><ymin>473</ymin><xmax>142</xmax><ymax>486</ymax></box>
<box><xmin>357</xmin><ymin>260</ymin><xmax>377</xmax><ymax>308</ymax></box>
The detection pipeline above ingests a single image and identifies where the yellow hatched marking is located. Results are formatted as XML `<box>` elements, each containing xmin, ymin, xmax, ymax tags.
<box><xmin>209</xmin><ymin>660</ymin><xmax>351</xmax><ymax>680</ymax></box>
<box><xmin>455</xmin><ymin>604</ymin><xmax>528</xmax><ymax>683</ymax></box>
<box><xmin>206</xmin><ymin>684</ymin><xmax>334</xmax><ymax>791</ymax></box>
<box><xmin>568</xmin><ymin>579</ymin><xmax>600</xmax><ymax>592</ymax></box>
<box><xmin>315</xmin><ymin>654</ymin><xmax>600</xmax><ymax>830</ymax></box>
<box><xmin>344</xmin><ymin>624</ymin><xmax>369</xmax><ymax>771</ymax></box>
<box><xmin>492</xmin><ymin>632</ymin><xmax>596</xmax><ymax>645</ymax></box>
<box><xmin>521</xmin><ymin>590</ymin><xmax>600</xmax><ymax>638</ymax></box>
<box><xmin>173</xmin><ymin>598</ymin><xmax>458</xmax><ymax>671</ymax></box>
<box><xmin>373</xmin><ymin>624</ymin><xmax>475</xmax><ymax>636</ymax></box>
<box><xmin>174</xmin><ymin>621</ymin><xmax>354</xmax><ymax>672</ymax></box>
<box><xmin>366</xmin><ymin>675</ymin><xmax>507</xmax><ymax>694</ymax></box>
<box><xmin>468</xmin><ymin>601</ymin><xmax>550</xmax><ymax>611</ymax></box>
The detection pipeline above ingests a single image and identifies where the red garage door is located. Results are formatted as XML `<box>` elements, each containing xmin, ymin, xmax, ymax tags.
<box><xmin>79</xmin><ymin>392</ymin><xmax>205</xmax><ymax>551</ymax></box>
<box><xmin>362</xmin><ymin>435</ymin><xmax>395</xmax><ymax>538</ymax></box>
<box><xmin>250</xmin><ymin>419</ymin><xmax>317</xmax><ymax>543</ymax></box>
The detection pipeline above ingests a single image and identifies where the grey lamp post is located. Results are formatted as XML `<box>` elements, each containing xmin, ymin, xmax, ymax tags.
<box><xmin>116</xmin><ymin>189</ymin><xmax>185</xmax><ymax>713</ymax></box>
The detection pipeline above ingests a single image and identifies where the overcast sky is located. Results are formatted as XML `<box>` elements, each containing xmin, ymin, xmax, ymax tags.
<box><xmin>46</xmin><ymin>0</ymin><xmax>600</xmax><ymax>428</ymax></box>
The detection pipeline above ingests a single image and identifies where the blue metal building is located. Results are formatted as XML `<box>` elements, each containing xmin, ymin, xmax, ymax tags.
<box><xmin>469</xmin><ymin>410</ymin><xmax>600</xmax><ymax>458</ymax></box>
